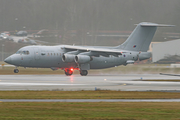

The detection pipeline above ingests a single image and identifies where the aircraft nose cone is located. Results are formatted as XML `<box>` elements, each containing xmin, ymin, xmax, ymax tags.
<box><xmin>4</xmin><ymin>57</ymin><xmax>11</xmax><ymax>64</ymax></box>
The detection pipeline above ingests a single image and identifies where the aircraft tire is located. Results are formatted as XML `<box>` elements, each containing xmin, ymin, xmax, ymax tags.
<box><xmin>14</xmin><ymin>69</ymin><xmax>19</xmax><ymax>73</ymax></box>
<box><xmin>65</xmin><ymin>71</ymin><xmax>73</xmax><ymax>76</ymax></box>
<box><xmin>80</xmin><ymin>70</ymin><xmax>88</xmax><ymax>76</ymax></box>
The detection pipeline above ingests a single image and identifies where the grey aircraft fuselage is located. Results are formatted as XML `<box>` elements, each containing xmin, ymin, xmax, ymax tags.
<box><xmin>10</xmin><ymin>45</ymin><xmax>139</xmax><ymax>69</ymax></box>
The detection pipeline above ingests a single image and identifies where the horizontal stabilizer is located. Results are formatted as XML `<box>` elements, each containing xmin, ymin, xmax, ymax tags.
<box><xmin>135</xmin><ymin>22</ymin><xmax>175</xmax><ymax>27</ymax></box>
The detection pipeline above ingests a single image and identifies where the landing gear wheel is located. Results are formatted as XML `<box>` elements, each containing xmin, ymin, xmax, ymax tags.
<box><xmin>80</xmin><ymin>70</ymin><xmax>88</xmax><ymax>76</ymax></box>
<box><xmin>64</xmin><ymin>69</ymin><xmax>73</xmax><ymax>76</ymax></box>
<box><xmin>65</xmin><ymin>71</ymin><xmax>73</xmax><ymax>76</ymax></box>
<box><xmin>14</xmin><ymin>69</ymin><xmax>19</xmax><ymax>73</ymax></box>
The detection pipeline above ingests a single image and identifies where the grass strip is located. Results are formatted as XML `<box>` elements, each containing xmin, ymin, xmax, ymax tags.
<box><xmin>0</xmin><ymin>91</ymin><xmax>180</xmax><ymax>99</ymax></box>
<box><xmin>0</xmin><ymin>102</ymin><xmax>180</xmax><ymax>120</ymax></box>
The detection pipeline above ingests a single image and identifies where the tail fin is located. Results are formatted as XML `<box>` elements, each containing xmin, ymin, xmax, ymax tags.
<box><xmin>116</xmin><ymin>22</ymin><xmax>174</xmax><ymax>52</ymax></box>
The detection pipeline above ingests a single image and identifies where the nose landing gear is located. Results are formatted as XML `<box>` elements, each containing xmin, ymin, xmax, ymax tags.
<box><xmin>14</xmin><ymin>69</ymin><xmax>19</xmax><ymax>73</ymax></box>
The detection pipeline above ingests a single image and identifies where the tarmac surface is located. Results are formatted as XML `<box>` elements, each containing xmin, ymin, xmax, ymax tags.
<box><xmin>0</xmin><ymin>74</ymin><xmax>180</xmax><ymax>91</ymax></box>
<box><xmin>1</xmin><ymin>99</ymin><xmax>180</xmax><ymax>102</ymax></box>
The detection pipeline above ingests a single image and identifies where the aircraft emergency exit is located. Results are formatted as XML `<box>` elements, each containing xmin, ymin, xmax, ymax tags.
<box><xmin>4</xmin><ymin>22</ymin><xmax>174</xmax><ymax>76</ymax></box>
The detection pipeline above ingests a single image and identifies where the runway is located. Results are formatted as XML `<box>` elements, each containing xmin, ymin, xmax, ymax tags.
<box><xmin>0</xmin><ymin>74</ymin><xmax>180</xmax><ymax>91</ymax></box>
<box><xmin>1</xmin><ymin>99</ymin><xmax>180</xmax><ymax>102</ymax></box>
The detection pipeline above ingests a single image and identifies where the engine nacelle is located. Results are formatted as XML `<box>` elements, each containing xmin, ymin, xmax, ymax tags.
<box><xmin>138</xmin><ymin>52</ymin><xmax>151</xmax><ymax>61</ymax></box>
<box><xmin>62</xmin><ymin>54</ymin><xmax>75</xmax><ymax>63</ymax></box>
<box><xmin>75</xmin><ymin>55</ymin><xmax>91</xmax><ymax>64</ymax></box>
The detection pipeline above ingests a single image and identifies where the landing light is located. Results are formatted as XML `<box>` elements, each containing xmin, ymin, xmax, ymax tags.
<box><xmin>70</xmin><ymin>68</ymin><xmax>74</xmax><ymax>71</ymax></box>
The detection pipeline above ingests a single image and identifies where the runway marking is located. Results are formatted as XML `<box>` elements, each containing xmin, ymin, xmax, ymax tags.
<box><xmin>1</xmin><ymin>99</ymin><xmax>180</xmax><ymax>102</ymax></box>
<box><xmin>0</xmin><ymin>83</ymin><xmax>86</xmax><ymax>86</ymax></box>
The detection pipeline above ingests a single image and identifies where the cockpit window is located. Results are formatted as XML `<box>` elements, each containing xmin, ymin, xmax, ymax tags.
<box><xmin>16</xmin><ymin>50</ymin><xmax>29</xmax><ymax>55</ymax></box>
<box><xmin>16</xmin><ymin>51</ymin><xmax>21</xmax><ymax>54</ymax></box>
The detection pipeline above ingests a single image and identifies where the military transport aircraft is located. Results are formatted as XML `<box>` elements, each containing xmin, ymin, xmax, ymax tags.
<box><xmin>4</xmin><ymin>22</ymin><xmax>174</xmax><ymax>76</ymax></box>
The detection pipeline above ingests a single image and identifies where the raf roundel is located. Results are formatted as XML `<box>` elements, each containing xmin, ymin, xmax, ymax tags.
<box><xmin>133</xmin><ymin>45</ymin><xmax>136</xmax><ymax>48</ymax></box>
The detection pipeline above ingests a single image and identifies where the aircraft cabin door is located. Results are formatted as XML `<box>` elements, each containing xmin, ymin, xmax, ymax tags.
<box><xmin>34</xmin><ymin>48</ymin><xmax>40</xmax><ymax>60</ymax></box>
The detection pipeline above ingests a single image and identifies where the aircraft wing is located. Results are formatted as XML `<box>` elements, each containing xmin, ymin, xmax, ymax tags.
<box><xmin>63</xmin><ymin>45</ymin><xmax>127</xmax><ymax>57</ymax></box>
<box><xmin>136</xmin><ymin>22</ymin><xmax>175</xmax><ymax>27</ymax></box>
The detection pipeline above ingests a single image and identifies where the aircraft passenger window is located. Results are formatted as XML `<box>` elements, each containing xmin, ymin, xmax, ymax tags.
<box><xmin>54</xmin><ymin>53</ymin><xmax>55</xmax><ymax>56</ymax></box>
<box><xmin>57</xmin><ymin>53</ymin><xmax>58</xmax><ymax>56</ymax></box>
<box><xmin>51</xmin><ymin>53</ymin><xmax>52</xmax><ymax>55</ymax></box>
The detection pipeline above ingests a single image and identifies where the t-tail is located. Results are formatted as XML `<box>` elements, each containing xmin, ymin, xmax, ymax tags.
<box><xmin>116</xmin><ymin>22</ymin><xmax>174</xmax><ymax>52</ymax></box>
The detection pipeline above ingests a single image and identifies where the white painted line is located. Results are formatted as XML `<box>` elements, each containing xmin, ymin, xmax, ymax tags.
<box><xmin>1</xmin><ymin>99</ymin><xmax>180</xmax><ymax>102</ymax></box>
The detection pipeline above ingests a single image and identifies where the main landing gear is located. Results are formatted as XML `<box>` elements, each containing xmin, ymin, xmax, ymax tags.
<box><xmin>64</xmin><ymin>68</ymin><xmax>88</xmax><ymax>76</ymax></box>
<box><xmin>64</xmin><ymin>68</ymin><xmax>73</xmax><ymax>76</ymax></box>
<box><xmin>14</xmin><ymin>69</ymin><xmax>19</xmax><ymax>73</ymax></box>
<box><xmin>80</xmin><ymin>70</ymin><xmax>88</xmax><ymax>76</ymax></box>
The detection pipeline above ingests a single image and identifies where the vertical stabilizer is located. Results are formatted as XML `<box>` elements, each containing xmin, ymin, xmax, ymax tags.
<box><xmin>116</xmin><ymin>22</ymin><xmax>174</xmax><ymax>52</ymax></box>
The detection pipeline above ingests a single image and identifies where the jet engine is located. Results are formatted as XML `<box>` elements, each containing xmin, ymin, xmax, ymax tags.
<box><xmin>75</xmin><ymin>55</ymin><xmax>92</xmax><ymax>64</ymax></box>
<box><xmin>62</xmin><ymin>54</ymin><xmax>75</xmax><ymax>63</ymax></box>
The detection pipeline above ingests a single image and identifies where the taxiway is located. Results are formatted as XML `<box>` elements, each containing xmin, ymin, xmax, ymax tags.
<box><xmin>1</xmin><ymin>99</ymin><xmax>180</xmax><ymax>102</ymax></box>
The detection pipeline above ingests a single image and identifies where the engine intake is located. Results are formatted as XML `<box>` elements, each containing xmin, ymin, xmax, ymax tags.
<box><xmin>75</xmin><ymin>55</ymin><xmax>91</xmax><ymax>64</ymax></box>
<box><xmin>62</xmin><ymin>54</ymin><xmax>75</xmax><ymax>63</ymax></box>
